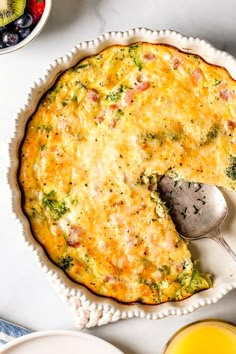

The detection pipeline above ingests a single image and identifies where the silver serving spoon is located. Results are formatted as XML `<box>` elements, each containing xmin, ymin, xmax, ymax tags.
<box><xmin>158</xmin><ymin>175</ymin><xmax>236</xmax><ymax>264</ymax></box>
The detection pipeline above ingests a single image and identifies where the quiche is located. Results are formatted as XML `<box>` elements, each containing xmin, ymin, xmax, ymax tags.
<box><xmin>19</xmin><ymin>43</ymin><xmax>236</xmax><ymax>304</ymax></box>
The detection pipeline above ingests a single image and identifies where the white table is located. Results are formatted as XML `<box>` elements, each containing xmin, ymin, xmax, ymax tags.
<box><xmin>1</xmin><ymin>1</ymin><xmax>236</xmax><ymax>353</ymax></box>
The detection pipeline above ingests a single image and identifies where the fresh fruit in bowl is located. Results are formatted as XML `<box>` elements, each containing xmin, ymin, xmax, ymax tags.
<box><xmin>0</xmin><ymin>0</ymin><xmax>48</xmax><ymax>51</ymax></box>
<box><xmin>0</xmin><ymin>0</ymin><xmax>26</xmax><ymax>26</ymax></box>
<box><xmin>26</xmin><ymin>0</ymin><xmax>45</xmax><ymax>24</ymax></box>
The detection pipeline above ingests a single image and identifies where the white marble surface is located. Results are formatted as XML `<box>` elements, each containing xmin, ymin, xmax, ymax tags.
<box><xmin>1</xmin><ymin>1</ymin><xmax>236</xmax><ymax>353</ymax></box>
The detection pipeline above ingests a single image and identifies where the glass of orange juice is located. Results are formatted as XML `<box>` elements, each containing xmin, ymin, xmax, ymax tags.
<box><xmin>162</xmin><ymin>320</ymin><xmax>236</xmax><ymax>354</ymax></box>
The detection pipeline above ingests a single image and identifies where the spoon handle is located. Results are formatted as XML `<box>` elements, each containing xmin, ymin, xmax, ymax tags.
<box><xmin>209</xmin><ymin>229</ymin><xmax>236</xmax><ymax>265</ymax></box>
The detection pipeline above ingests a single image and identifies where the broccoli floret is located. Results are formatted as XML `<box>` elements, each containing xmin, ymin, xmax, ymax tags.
<box><xmin>225</xmin><ymin>156</ymin><xmax>236</xmax><ymax>180</ymax></box>
<box><xmin>42</xmin><ymin>190</ymin><xmax>69</xmax><ymax>220</ymax></box>
<box><xmin>201</xmin><ymin>125</ymin><xmax>219</xmax><ymax>145</ymax></box>
<box><xmin>206</xmin><ymin>126</ymin><xmax>218</xmax><ymax>142</ymax></box>
<box><xmin>58</xmin><ymin>256</ymin><xmax>74</xmax><ymax>271</ymax></box>
<box><xmin>129</xmin><ymin>45</ymin><xmax>142</xmax><ymax>71</ymax></box>
<box><xmin>105</xmin><ymin>85</ymin><xmax>124</xmax><ymax>102</ymax></box>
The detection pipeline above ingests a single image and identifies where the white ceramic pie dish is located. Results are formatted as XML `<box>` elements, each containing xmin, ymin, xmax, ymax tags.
<box><xmin>9</xmin><ymin>28</ymin><xmax>236</xmax><ymax>327</ymax></box>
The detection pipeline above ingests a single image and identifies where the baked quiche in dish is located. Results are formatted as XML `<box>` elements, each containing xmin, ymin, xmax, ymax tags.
<box><xmin>18</xmin><ymin>42</ymin><xmax>236</xmax><ymax>305</ymax></box>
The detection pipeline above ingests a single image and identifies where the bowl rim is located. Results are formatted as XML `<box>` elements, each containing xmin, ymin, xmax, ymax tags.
<box><xmin>0</xmin><ymin>0</ymin><xmax>52</xmax><ymax>55</ymax></box>
<box><xmin>9</xmin><ymin>28</ymin><xmax>236</xmax><ymax>328</ymax></box>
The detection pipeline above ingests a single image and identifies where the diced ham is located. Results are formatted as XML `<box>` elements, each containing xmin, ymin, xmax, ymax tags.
<box><xmin>190</xmin><ymin>68</ymin><xmax>203</xmax><ymax>85</ymax></box>
<box><xmin>173</xmin><ymin>57</ymin><xmax>181</xmax><ymax>70</ymax></box>
<box><xmin>123</xmin><ymin>79</ymin><xmax>150</xmax><ymax>106</ymax></box>
<box><xmin>143</xmin><ymin>53</ymin><xmax>156</xmax><ymax>61</ymax></box>
<box><xmin>87</xmin><ymin>89</ymin><xmax>99</xmax><ymax>102</ymax></box>
<box><xmin>125</xmin><ymin>89</ymin><xmax>135</xmax><ymax>105</ymax></box>
<box><xmin>175</xmin><ymin>263</ymin><xmax>184</xmax><ymax>272</ymax></box>
<box><xmin>110</xmin><ymin>118</ymin><xmax>118</xmax><ymax>128</ymax></box>
<box><xmin>136</xmin><ymin>81</ymin><xmax>150</xmax><ymax>92</ymax></box>
<box><xmin>67</xmin><ymin>225</ymin><xmax>84</xmax><ymax>247</ymax></box>
<box><xmin>104</xmin><ymin>275</ymin><xmax>116</xmax><ymax>283</ymax></box>
<box><xmin>193</xmin><ymin>68</ymin><xmax>203</xmax><ymax>80</ymax></box>
<box><xmin>220</xmin><ymin>89</ymin><xmax>235</xmax><ymax>101</ymax></box>
<box><xmin>94</xmin><ymin>114</ymin><xmax>104</xmax><ymax>124</ymax></box>
<box><xmin>136</xmin><ymin>74</ymin><xmax>144</xmax><ymax>83</ymax></box>
<box><xmin>140</xmin><ymin>141</ymin><xmax>149</xmax><ymax>150</ymax></box>
<box><xmin>224</xmin><ymin>120</ymin><xmax>236</xmax><ymax>133</ymax></box>
<box><xmin>109</xmin><ymin>103</ymin><xmax>118</xmax><ymax>110</ymax></box>
<box><xmin>220</xmin><ymin>89</ymin><xmax>229</xmax><ymax>101</ymax></box>
<box><xmin>227</xmin><ymin>120</ymin><xmax>236</xmax><ymax>129</ymax></box>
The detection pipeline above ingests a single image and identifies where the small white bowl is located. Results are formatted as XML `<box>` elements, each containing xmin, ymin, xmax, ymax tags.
<box><xmin>0</xmin><ymin>0</ymin><xmax>52</xmax><ymax>55</ymax></box>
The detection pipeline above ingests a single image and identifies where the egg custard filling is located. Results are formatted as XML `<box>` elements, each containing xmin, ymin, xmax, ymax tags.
<box><xmin>19</xmin><ymin>43</ymin><xmax>236</xmax><ymax>304</ymax></box>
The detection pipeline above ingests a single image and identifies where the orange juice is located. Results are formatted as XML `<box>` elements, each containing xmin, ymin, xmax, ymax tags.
<box><xmin>163</xmin><ymin>320</ymin><xmax>236</xmax><ymax>354</ymax></box>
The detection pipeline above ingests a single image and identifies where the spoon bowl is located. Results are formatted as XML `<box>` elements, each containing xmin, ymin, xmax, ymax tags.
<box><xmin>158</xmin><ymin>176</ymin><xmax>236</xmax><ymax>264</ymax></box>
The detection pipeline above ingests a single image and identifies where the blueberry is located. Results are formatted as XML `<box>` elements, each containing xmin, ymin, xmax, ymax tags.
<box><xmin>18</xmin><ymin>27</ymin><xmax>31</xmax><ymax>39</ymax></box>
<box><xmin>2</xmin><ymin>31</ymin><xmax>19</xmax><ymax>47</ymax></box>
<box><xmin>0</xmin><ymin>26</ymin><xmax>7</xmax><ymax>35</ymax></box>
<box><xmin>14</xmin><ymin>13</ymin><xmax>33</xmax><ymax>28</ymax></box>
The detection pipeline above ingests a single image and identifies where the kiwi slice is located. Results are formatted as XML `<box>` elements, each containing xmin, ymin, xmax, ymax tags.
<box><xmin>0</xmin><ymin>0</ymin><xmax>26</xmax><ymax>27</ymax></box>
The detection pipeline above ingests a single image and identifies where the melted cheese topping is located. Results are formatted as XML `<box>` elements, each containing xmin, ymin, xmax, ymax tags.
<box><xmin>19</xmin><ymin>43</ymin><xmax>236</xmax><ymax>304</ymax></box>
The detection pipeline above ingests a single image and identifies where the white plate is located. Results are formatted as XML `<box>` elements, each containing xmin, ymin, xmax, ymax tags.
<box><xmin>0</xmin><ymin>330</ymin><xmax>124</xmax><ymax>354</ymax></box>
<box><xmin>10</xmin><ymin>28</ymin><xmax>236</xmax><ymax>328</ymax></box>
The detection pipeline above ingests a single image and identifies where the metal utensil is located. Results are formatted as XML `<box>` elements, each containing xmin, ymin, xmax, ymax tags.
<box><xmin>158</xmin><ymin>175</ymin><xmax>236</xmax><ymax>264</ymax></box>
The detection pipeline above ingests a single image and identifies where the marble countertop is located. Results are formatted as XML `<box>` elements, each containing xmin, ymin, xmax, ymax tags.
<box><xmin>1</xmin><ymin>1</ymin><xmax>236</xmax><ymax>353</ymax></box>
